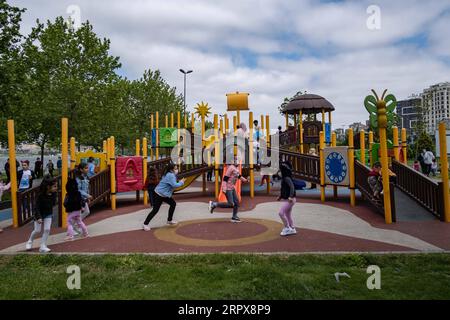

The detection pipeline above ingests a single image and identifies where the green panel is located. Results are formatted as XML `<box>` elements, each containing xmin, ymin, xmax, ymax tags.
<box><xmin>372</xmin><ymin>143</ymin><xmax>380</xmax><ymax>163</ymax></box>
<box><xmin>355</xmin><ymin>149</ymin><xmax>370</xmax><ymax>165</ymax></box>
<box><xmin>159</xmin><ymin>128</ymin><xmax>177</xmax><ymax>147</ymax></box>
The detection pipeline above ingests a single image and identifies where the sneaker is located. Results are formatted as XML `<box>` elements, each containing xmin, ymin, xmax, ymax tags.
<box><xmin>167</xmin><ymin>220</ymin><xmax>178</xmax><ymax>226</ymax></box>
<box><xmin>25</xmin><ymin>241</ymin><xmax>33</xmax><ymax>251</ymax></box>
<box><xmin>208</xmin><ymin>201</ymin><xmax>215</xmax><ymax>214</ymax></box>
<box><xmin>142</xmin><ymin>224</ymin><xmax>151</xmax><ymax>231</ymax></box>
<box><xmin>231</xmin><ymin>217</ymin><xmax>242</xmax><ymax>223</ymax></box>
<box><xmin>39</xmin><ymin>246</ymin><xmax>51</xmax><ymax>253</ymax></box>
<box><xmin>81</xmin><ymin>233</ymin><xmax>89</xmax><ymax>238</ymax></box>
<box><xmin>288</xmin><ymin>227</ymin><xmax>297</xmax><ymax>235</ymax></box>
<box><xmin>280</xmin><ymin>228</ymin><xmax>290</xmax><ymax>236</ymax></box>
<box><xmin>65</xmin><ymin>236</ymin><xmax>75</xmax><ymax>241</ymax></box>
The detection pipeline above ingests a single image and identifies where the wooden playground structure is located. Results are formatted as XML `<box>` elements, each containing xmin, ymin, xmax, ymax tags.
<box><xmin>4</xmin><ymin>90</ymin><xmax>450</xmax><ymax>229</ymax></box>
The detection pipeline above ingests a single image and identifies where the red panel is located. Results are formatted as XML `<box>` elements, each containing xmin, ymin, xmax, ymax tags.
<box><xmin>116</xmin><ymin>156</ymin><xmax>143</xmax><ymax>193</ymax></box>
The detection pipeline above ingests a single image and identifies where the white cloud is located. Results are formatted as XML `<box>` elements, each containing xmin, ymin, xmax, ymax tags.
<box><xmin>9</xmin><ymin>0</ymin><xmax>450</xmax><ymax>130</ymax></box>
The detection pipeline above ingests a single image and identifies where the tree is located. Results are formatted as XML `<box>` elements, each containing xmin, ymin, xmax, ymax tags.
<box><xmin>19</xmin><ymin>17</ymin><xmax>122</xmax><ymax>162</ymax></box>
<box><xmin>0</xmin><ymin>0</ymin><xmax>26</xmax><ymax>146</ymax></box>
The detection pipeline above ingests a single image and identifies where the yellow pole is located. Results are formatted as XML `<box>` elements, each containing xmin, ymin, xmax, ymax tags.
<box><xmin>177</xmin><ymin>111</ymin><xmax>181</xmax><ymax>169</ymax></box>
<box><xmin>214</xmin><ymin>114</ymin><xmax>220</xmax><ymax>199</ymax></box>
<box><xmin>401</xmin><ymin>128</ymin><xmax>407</xmax><ymax>164</ymax></box>
<box><xmin>393</xmin><ymin>126</ymin><xmax>399</xmax><ymax>162</ymax></box>
<box><xmin>299</xmin><ymin>111</ymin><xmax>303</xmax><ymax>153</ymax></box>
<box><xmin>143</xmin><ymin>138</ymin><xmax>148</xmax><ymax>205</ymax></box>
<box><xmin>369</xmin><ymin>131</ymin><xmax>374</xmax><ymax>168</ymax></box>
<box><xmin>249</xmin><ymin>112</ymin><xmax>255</xmax><ymax>198</ymax></box>
<box><xmin>332</xmin><ymin>132</ymin><xmax>337</xmax><ymax>199</ymax></box>
<box><xmin>261</xmin><ymin>115</ymin><xmax>265</xmax><ymax>131</ymax></box>
<box><xmin>135</xmin><ymin>139</ymin><xmax>140</xmax><ymax>157</ymax></box>
<box><xmin>225</xmin><ymin>116</ymin><xmax>229</xmax><ymax>133</ymax></box>
<box><xmin>360</xmin><ymin>130</ymin><xmax>366</xmax><ymax>165</ymax></box>
<box><xmin>191</xmin><ymin>113</ymin><xmax>195</xmax><ymax>132</ymax></box>
<box><xmin>103</xmin><ymin>140</ymin><xmax>107</xmax><ymax>167</ymax></box>
<box><xmin>165</xmin><ymin>114</ymin><xmax>168</xmax><ymax>128</ymax></box>
<box><xmin>184</xmin><ymin>114</ymin><xmax>188</xmax><ymax>129</ymax></box>
<box><xmin>202</xmin><ymin>114</ymin><xmax>206</xmax><ymax>193</ymax></box>
<box><xmin>348</xmin><ymin>128</ymin><xmax>356</xmax><ymax>207</ymax></box>
<box><xmin>220</xmin><ymin>119</ymin><xmax>224</xmax><ymax>137</ymax></box>
<box><xmin>171</xmin><ymin>113</ymin><xmax>174</xmax><ymax>127</ymax></box>
<box><xmin>7</xmin><ymin>120</ymin><xmax>19</xmax><ymax>228</ymax></box>
<box><xmin>379</xmin><ymin>127</ymin><xmax>392</xmax><ymax>223</ymax></box>
<box><xmin>135</xmin><ymin>138</ymin><xmax>141</xmax><ymax>202</ymax></box>
<box><xmin>70</xmin><ymin>137</ymin><xmax>76</xmax><ymax>170</ymax></box>
<box><xmin>328</xmin><ymin>111</ymin><xmax>332</xmax><ymax>127</ymax></box>
<box><xmin>266</xmin><ymin>115</ymin><xmax>271</xmax><ymax>194</ymax></box>
<box><xmin>110</xmin><ymin>136</ymin><xmax>117</xmax><ymax>211</ymax></box>
<box><xmin>285</xmin><ymin>112</ymin><xmax>289</xmax><ymax>130</ymax></box>
<box><xmin>106</xmin><ymin>138</ymin><xmax>111</xmax><ymax>165</ymax></box>
<box><xmin>233</xmin><ymin>116</ymin><xmax>237</xmax><ymax>133</ymax></box>
<box><xmin>237</xmin><ymin>110</ymin><xmax>240</xmax><ymax>125</ymax></box>
<box><xmin>156</xmin><ymin>112</ymin><xmax>159</xmax><ymax>160</ymax></box>
<box><xmin>439</xmin><ymin>123</ymin><xmax>450</xmax><ymax>222</ymax></box>
<box><xmin>150</xmin><ymin>115</ymin><xmax>154</xmax><ymax>161</ymax></box>
<box><xmin>61</xmin><ymin>118</ymin><xmax>69</xmax><ymax>228</ymax></box>
<box><xmin>320</xmin><ymin>131</ymin><xmax>325</xmax><ymax>202</ymax></box>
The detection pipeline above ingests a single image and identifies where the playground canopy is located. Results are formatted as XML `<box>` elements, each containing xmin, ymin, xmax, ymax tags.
<box><xmin>282</xmin><ymin>94</ymin><xmax>335</xmax><ymax>115</ymax></box>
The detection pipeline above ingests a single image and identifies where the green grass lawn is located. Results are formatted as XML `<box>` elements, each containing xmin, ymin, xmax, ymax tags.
<box><xmin>1</xmin><ymin>253</ymin><xmax>450</xmax><ymax>300</ymax></box>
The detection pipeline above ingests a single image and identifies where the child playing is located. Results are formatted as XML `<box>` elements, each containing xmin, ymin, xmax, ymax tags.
<box><xmin>76</xmin><ymin>163</ymin><xmax>93</xmax><ymax>219</ymax></box>
<box><xmin>413</xmin><ymin>160</ymin><xmax>421</xmax><ymax>172</ymax></box>
<box><xmin>64</xmin><ymin>178</ymin><xmax>89</xmax><ymax>241</ymax></box>
<box><xmin>0</xmin><ymin>180</ymin><xmax>11</xmax><ymax>233</ymax></box>
<box><xmin>142</xmin><ymin>163</ymin><xmax>185</xmax><ymax>231</ymax></box>
<box><xmin>367</xmin><ymin>162</ymin><xmax>383</xmax><ymax>200</ymax></box>
<box><xmin>277</xmin><ymin>161</ymin><xmax>297</xmax><ymax>236</ymax></box>
<box><xmin>25</xmin><ymin>176</ymin><xmax>57</xmax><ymax>253</ymax></box>
<box><xmin>208</xmin><ymin>157</ymin><xmax>248</xmax><ymax>223</ymax></box>
<box><xmin>144</xmin><ymin>166</ymin><xmax>159</xmax><ymax>207</ymax></box>
<box><xmin>431</xmin><ymin>159</ymin><xmax>438</xmax><ymax>176</ymax></box>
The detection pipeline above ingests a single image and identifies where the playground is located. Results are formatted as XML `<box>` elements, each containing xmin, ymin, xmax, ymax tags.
<box><xmin>1</xmin><ymin>91</ymin><xmax>450</xmax><ymax>255</ymax></box>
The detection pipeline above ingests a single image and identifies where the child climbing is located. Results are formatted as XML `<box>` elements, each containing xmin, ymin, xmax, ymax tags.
<box><xmin>208</xmin><ymin>157</ymin><xmax>248</xmax><ymax>223</ymax></box>
<box><xmin>25</xmin><ymin>176</ymin><xmax>57</xmax><ymax>253</ymax></box>
<box><xmin>142</xmin><ymin>163</ymin><xmax>185</xmax><ymax>231</ymax></box>
<box><xmin>277</xmin><ymin>161</ymin><xmax>297</xmax><ymax>236</ymax></box>
<box><xmin>64</xmin><ymin>177</ymin><xmax>89</xmax><ymax>241</ymax></box>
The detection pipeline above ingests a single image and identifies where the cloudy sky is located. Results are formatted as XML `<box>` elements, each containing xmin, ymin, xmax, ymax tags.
<box><xmin>10</xmin><ymin>0</ymin><xmax>450</xmax><ymax>129</ymax></box>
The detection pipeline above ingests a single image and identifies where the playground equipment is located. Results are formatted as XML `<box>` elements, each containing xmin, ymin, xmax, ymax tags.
<box><xmin>4</xmin><ymin>90</ymin><xmax>450</xmax><ymax>229</ymax></box>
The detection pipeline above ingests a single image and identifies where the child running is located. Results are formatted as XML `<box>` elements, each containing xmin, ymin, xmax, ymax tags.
<box><xmin>277</xmin><ymin>161</ymin><xmax>297</xmax><ymax>236</ymax></box>
<box><xmin>142</xmin><ymin>163</ymin><xmax>185</xmax><ymax>231</ymax></box>
<box><xmin>64</xmin><ymin>178</ymin><xmax>89</xmax><ymax>241</ymax></box>
<box><xmin>208</xmin><ymin>157</ymin><xmax>248</xmax><ymax>223</ymax></box>
<box><xmin>25</xmin><ymin>176</ymin><xmax>57</xmax><ymax>253</ymax></box>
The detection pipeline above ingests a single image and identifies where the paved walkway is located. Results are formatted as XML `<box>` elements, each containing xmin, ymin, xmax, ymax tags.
<box><xmin>1</xmin><ymin>196</ymin><xmax>447</xmax><ymax>253</ymax></box>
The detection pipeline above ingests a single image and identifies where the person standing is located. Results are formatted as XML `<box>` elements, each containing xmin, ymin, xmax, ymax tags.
<box><xmin>308</xmin><ymin>147</ymin><xmax>318</xmax><ymax>189</ymax></box>
<box><xmin>87</xmin><ymin>157</ymin><xmax>96</xmax><ymax>178</ymax></box>
<box><xmin>4</xmin><ymin>159</ymin><xmax>19</xmax><ymax>183</ymax></box>
<box><xmin>423</xmin><ymin>148</ymin><xmax>435</xmax><ymax>176</ymax></box>
<box><xmin>208</xmin><ymin>157</ymin><xmax>248</xmax><ymax>223</ymax></box>
<box><xmin>277</xmin><ymin>161</ymin><xmax>297</xmax><ymax>236</ymax></box>
<box><xmin>25</xmin><ymin>176</ymin><xmax>57</xmax><ymax>253</ymax></box>
<box><xmin>142</xmin><ymin>163</ymin><xmax>185</xmax><ymax>231</ymax></box>
<box><xmin>46</xmin><ymin>160</ymin><xmax>55</xmax><ymax>177</ymax></box>
<box><xmin>57</xmin><ymin>156</ymin><xmax>62</xmax><ymax>175</ymax></box>
<box><xmin>34</xmin><ymin>157</ymin><xmax>43</xmax><ymax>179</ymax></box>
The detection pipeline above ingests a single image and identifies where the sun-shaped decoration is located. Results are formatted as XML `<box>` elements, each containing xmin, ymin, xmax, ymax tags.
<box><xmin>195</xmin><ymin>101</ymin><xmax>211</xmax><ymax>118</ymax></box>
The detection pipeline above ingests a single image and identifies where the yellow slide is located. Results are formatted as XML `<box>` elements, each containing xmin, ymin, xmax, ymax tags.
<box><xmin>174</xmin><ymin>173</ymin><xmax>202</xmax><ymax>192</ymax></box>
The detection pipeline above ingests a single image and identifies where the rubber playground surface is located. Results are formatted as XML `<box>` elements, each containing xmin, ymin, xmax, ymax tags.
<box><xmin>1</xmin><ymin>181</ymin><xmax>450</xmax><ymax>254</ymax></box>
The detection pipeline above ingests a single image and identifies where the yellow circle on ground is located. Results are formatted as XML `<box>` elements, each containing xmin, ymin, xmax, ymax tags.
<box><xmin>153</xmin><ymin>218</ymin><xmax>283</xmax><ymax>247</ymax></box>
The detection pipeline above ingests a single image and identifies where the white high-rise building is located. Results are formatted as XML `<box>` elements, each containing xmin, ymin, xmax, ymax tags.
<box><xmin>422</xmin><ymin>82</ymin><xmax>450</xmax><ymax>134</ymax></box>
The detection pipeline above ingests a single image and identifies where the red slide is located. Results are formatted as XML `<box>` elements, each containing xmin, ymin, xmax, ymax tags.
<box><xmin>218</xmin><ymin>163</ymin><xmax>242</xmax><ymax>203</ymax></box>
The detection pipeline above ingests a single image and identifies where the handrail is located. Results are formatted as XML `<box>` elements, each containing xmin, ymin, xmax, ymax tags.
<box><xmin>391</xmin><ymin>159</ymin><xmax>444</xmax><ymax>220</ymax></box>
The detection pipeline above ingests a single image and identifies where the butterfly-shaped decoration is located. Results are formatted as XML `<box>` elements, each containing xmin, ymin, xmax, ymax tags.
<box><xmin>364</xmin><ymin>89</ymin><xmax>397</xmax><ymax>130</ymax></box>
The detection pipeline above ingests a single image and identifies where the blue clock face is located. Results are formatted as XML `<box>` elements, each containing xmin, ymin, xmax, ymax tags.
<box><xmin>325</xmin><ymin>152</ymin><xmax>347</xmax><ymax>184</ymax></box>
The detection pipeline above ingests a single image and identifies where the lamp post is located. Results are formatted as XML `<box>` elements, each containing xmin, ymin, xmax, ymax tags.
<box><xmin>179</xmin><ymin>69</ymin><xmax>193</xmax><ymax>116</ymax></box>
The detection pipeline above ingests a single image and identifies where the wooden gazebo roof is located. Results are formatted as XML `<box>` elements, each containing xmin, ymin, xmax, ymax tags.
<box><xmin>282</xmin><ymin>94</ymin><xmax>335</xmax><ymax>115</ymax></box>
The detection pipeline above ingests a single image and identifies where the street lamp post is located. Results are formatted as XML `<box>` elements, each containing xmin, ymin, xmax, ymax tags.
<box><xmin>179</xmin><ymin>69</ymin><xmax>193</xmax><ymax>116</ymax></box>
